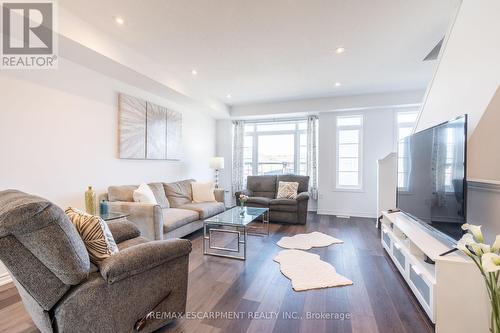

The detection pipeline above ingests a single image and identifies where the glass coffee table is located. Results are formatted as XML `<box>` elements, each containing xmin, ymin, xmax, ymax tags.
<box><xmin>203</xmin><ymin>206</ymin><xmax>269</xmax><ymax>260</ymax></box>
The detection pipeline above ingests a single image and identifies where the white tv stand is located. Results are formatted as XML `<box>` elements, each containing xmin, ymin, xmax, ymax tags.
<box><xmin>380</xmin><ymin>211</ymin><xmax>489</xmax><ymax>333</ymax></box>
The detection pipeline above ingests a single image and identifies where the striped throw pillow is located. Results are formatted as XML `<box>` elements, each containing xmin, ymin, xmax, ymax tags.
<box><xmin>65</xmin><ymin>207</ymin><xmax>119</xmax><ymax>264</ymax></box>
<box><xmin>276</xmin><ymin>181</ymin><xmax>299</xmax><ymax>199</ymax></box>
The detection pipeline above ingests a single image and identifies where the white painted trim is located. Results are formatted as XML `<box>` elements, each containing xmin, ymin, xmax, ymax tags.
<box><xmin>317</xmin><ymin>209</ymin><xmax>377</xmax><ymax>219</ymax></box>
<box><xmin>0</xmin><ymin>273</ymin><xmax>12</xmax><ymax>286</ymax></box>
<box><xmin>468</xmin><ymin>178</ymin><xmax>500</xmax><ymax>186</ymax></box>
<box><xmin>468</xmin><ymin>180</ymin><xmax>500</xmax><ymax>193</ymax></box>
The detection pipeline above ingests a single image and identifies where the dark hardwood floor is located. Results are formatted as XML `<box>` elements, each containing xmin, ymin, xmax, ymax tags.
<box><xmin>0</xmin><ymin>214</ymin><xmax>434</xmax><ymax>333</ymax></box>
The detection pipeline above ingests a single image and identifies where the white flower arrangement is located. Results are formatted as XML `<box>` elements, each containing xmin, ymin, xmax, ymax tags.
<box><xmin>457</xmin><ymin>223</ymin><xmax>500</xmax><ymax>333</ymax></box>
<box><xmin>239</xmin><ymin>194</ymin><xmax>249</xmax><ymax>206</ymax></box>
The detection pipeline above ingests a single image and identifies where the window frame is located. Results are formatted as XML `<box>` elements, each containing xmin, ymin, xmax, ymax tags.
<box><xmin>243</xmin><ymin>119</ymin><xmax>308</xmax><ymax>177</ymax></box>
<box><xmin>335</xmin><ymin>114</ymin><xmax>364</xmax><ymax>191</ymax></box>
<box><xmin>394</xmin><ymin>109</ymin><xmax>419</xmax><ymax>149</ymax></box>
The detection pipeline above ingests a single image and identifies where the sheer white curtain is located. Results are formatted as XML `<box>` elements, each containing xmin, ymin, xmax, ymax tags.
<box><xmin>431</xmin><ymin>127</ymin><xmax>447</xmax><ymax>207</ymax></box>
<box><xmin>231</xmin><ymin>120</ymin><xmax>245</xmax><ymax>195</ymax></box>
<box><xmin>306</xmin><ymin>116</ymin><xmax>319</xmax><ymax>199</ymax></box>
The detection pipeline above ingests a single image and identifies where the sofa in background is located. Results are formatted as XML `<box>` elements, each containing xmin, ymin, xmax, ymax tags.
<box><xmin>235</xmin><ymin>175</ymin><xmax>310</xmax><ymax>224</ymax></box>
<box><xmin>102</xmin><ymin>179</ymin><xmax>225</xmax><ymax>240</ymax></box>
<box><xmin>0</xmin><ymin>190</ymin><xmax>191</xmax><ymax>333</ymax></box>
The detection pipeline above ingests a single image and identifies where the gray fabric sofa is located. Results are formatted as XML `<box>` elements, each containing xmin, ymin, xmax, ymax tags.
<box><xmin>0</xmin><ymin>189</ymin><xmax>191</xmax><ymax>333</ymax></box>
<box><xmin>235</xmin><ymin>175</ymin><xmax>310</xmax><ymax>224</ymax></box>
<box><xmin>102</xmin><ymin>179</ymin><xmax>225</xmax><ymax>240</ymax></box>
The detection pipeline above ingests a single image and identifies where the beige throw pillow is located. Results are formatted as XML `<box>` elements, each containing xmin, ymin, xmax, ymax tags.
<box><xmin>133</xmin><ymin>183</ymin><xmax>158</xmax><ymax>204</ymax></box>
<box><xmin>191</xmin><ymin>182</ymin><xmax>216</xmax><ymax>203</ymax></box>
<box><xmin>277</xmin><ymin>181</ymin><xmax>299</xmax><ymax>199</ymax></box>
<box><xmin>65</xmin><ymin>207</ymin><xmax>119</xmax><ymax>264</ymax></box>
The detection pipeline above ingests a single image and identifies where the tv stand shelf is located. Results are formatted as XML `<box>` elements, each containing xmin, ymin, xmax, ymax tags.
<box><xmin>381</xmin><ymin>211</ymin><xmax>489</xmax><ymax>333</ymax></box>
<box><xmin>384</xmin><ymin>212</ymin><xmax>463</xmax><ymax>261</ymax></box>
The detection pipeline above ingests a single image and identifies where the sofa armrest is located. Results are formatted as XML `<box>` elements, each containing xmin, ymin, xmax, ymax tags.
<box><xmin>106</xmin><ymin>202</ymin><xmax>163</xmax><ymax>241</ymax></box>
<box><xmin>99</xmin><ymin>239</ymin><xmax>192</xmax><ymax>284</ymax></box>
<box><xmin>214</xmin><ymin>188</ymin><xmax>225</xmax><ymax>205</ymax></box>
<box><xmin>107</xmin><ymin>220</ymin><xmax>141</xmax><ymax>243</ymax></box>
<box><xmin>296</xmin><ymin>192</ymin><xmax>310</xmax><ymax>201</ymax></box>
<box><xmin>296</xmin><ymin>192</ymin><xmax>309</xmax><ymax>224</ymax></box>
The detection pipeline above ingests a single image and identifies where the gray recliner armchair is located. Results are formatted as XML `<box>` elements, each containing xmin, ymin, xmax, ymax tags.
<box><xmin>0</xmin><ymin>190</ymin><xmax>191</xmax><ymax>333</ymax></box>
<box><xmin>235</xmin><ymin>175</ymin><xmax>310</xmax><ymax>224</ymax></box>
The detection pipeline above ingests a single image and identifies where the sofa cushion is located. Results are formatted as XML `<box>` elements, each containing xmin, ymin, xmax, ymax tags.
<box><xmin>162</xmin><ymin>208</ymin><xmax>199</xmax><ymax>232</ymax></box>
<box><xmin>191</xmin><ymin>182</ymin><xmax>216</xmax><ymax>203</ymax></box>
<box><xmin>107</xmin><ymin>220</ymin><xmax>141</xmax><ymax>244</ymax></box>
<box><xmin>148</xmin><ymin>182</ymin><xmax>170</xmax><ymax>208</ymax></box>
<box><xmin>270</xmin><ymin>198</ymin><xmax>297</xmax><ymax>206</ymax></box>
<box><xmin>108</xmin><ymin>185</ymin><xmax>138</xmax><ymax>202</ymax></box>
<box><xmin>180</xmin><ymin>202</ymin><xmax>225</xmax><ymax>219</ymax></box>
<box><xmin>116</xmin><ymin>236</ymin><xmax>149</xmax><ymax>250</ymax></box>
<box><xmin>247</xmin><ymin>176</ymin><xmax>276</xmax><ymax>198</ymax></box>
<box><xmin>246</xmin><ymin>197</ymin><xmax>271</xmax><ymax>206</ymax></box>
<box><xmin>163</xmin><ymin>179</ymin><xmax>195</xmax><ymax>208</ymax></box>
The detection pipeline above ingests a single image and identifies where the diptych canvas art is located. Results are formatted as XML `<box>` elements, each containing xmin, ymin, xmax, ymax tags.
<box><xmin>119</xmin><ymin>94</ymin><xmax>182</xmax><ymax>160</ymax></box>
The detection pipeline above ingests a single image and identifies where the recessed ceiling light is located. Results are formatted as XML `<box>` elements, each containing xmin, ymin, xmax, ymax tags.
<box><xmin>191</xmin><ymin>69</ymin><xmax>198</xmax><ymax>76</ymax></box>
<box><xmin>226</xmin><ymin>94</ymin><xmax>232</xmax><ymax>99</ymax></box>
<box><xmin>335</xmin><ymin>82</ymin><xmax>341</xmax><ymax>87</ymax></box>
<box><xmin>335</xmin><ymin>47</ymin><xmax>345</xmax><ymax>54</ymax></box>
<box><xmin>114</xmin><ymin>16</ymin><xmax>124</xmax><ymax>25</ymax></box>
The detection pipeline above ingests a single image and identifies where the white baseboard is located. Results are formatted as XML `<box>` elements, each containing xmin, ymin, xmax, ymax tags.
<box><xmin>0</xmin><ymin>273</ymin><xmax>12</xmax><ymax>286</ymax></box>
<box><xmin>316</xmin><ymin>209</ymin><xmax>377</xmax><ymax>219</ymax></box>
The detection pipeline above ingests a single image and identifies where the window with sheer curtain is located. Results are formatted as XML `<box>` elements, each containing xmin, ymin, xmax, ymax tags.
<box><xmin>397</xmin><ymin>111</ymin><xmax>419</xmax><ymax>191</ymax></box>
<box><xmin>243</xmin><ymin>120</ymin><xmax>308</xmax><ymax>177</ymax></box>
<box><xmin>336</xmin><ymin>115</ymin><xmax>363</xmax><ymax>189</ymax></box>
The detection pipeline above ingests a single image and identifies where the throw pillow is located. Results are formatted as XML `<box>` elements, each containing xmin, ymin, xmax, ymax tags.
<box><xmin>276</xmin><ymin>181</ymin><xmax>299</xmax><ymax>199</ymax></box>
<box><xmin>133</xmin><ymin>183</ymin><xmax>158</xmax><ymax>204</ymax></box>
<box><xmin>65</xmin><ymin>207</ymin><xmax>119</xmax><ymax>264</ymax></box>
<box><xmin>191</xmin><ymin>181</ymin><xmax>216</xmax><ymax>203</ymax></box>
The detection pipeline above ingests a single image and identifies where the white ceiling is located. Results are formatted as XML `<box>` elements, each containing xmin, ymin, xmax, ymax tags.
<box><xmin>59</xmin><ymin>0</ymin><xmax>460</xmax><ymax>106</ymax></box>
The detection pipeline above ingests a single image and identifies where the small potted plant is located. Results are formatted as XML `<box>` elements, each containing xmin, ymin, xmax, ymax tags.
<box><xmin>457</xmin><ymin>223</ymin><xmax>500</xmax><ymax>333</ymax></box>
<box><xmin>239</xmin><ymin>194</ymin><xmax>249</xmax><ymax>216</ymax></box>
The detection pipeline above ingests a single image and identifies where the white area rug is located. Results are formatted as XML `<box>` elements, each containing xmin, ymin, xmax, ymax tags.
<box><xmin>274</xmin><ymin>250</ymin><xmax>353</xmax><ymax>291</ymax></box>
<box><xmin>277</xmin><ymin>231</ymin><xmax>343</xmax><ymax>250</ymax></box>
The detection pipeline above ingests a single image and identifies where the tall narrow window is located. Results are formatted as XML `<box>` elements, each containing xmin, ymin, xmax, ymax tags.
<box><xmin>397</xmin><ymin>111</ymin><xmax>418</xmax><ymax>191</ymax></box>
<box><xmin>336</xmin><ymin>115</ymin><xmax>363</xmax><ymax>189</ymax></box>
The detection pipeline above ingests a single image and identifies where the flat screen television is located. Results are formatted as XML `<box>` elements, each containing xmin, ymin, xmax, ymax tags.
<box><xmin>396</xmin><ymin>115</ymin><xmax>467</xmax><ymax>243</ymax></box>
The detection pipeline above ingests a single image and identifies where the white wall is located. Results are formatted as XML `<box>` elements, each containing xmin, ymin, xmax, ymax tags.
<box><xmin>0</xmin><ymin>58</ymin><xmax>216</xmax><ymax>209</ymax></box>
<box><xmin>415</xmin><ymin>0</ymin><xmax>500</xmax><ymax>140</ymax></box>
<box><xmin>317</xmin><ymin>107</ymin><xmax>416</xmax><ymax>218</ymax></box>
<box><xmin>468</xmin><ymin>88</ymin><xmax>500</xmax><ymax>182</ymax></box>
